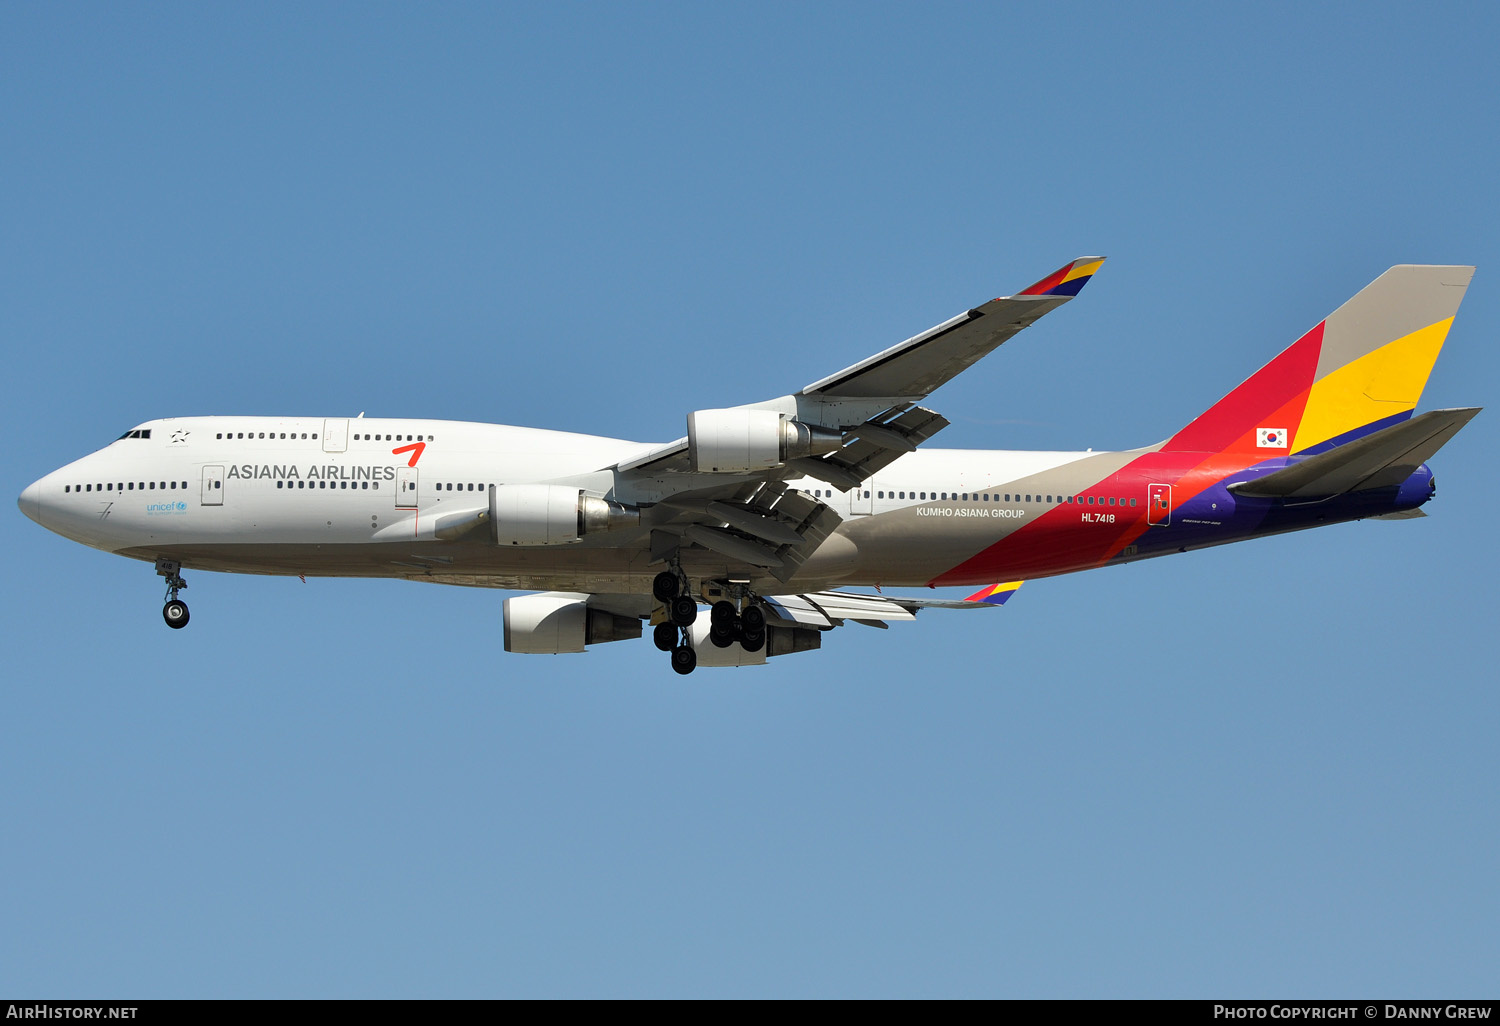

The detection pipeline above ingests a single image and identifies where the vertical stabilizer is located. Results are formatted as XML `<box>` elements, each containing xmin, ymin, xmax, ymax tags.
<box><xmin>1162</xmin><ymin>265</ymin><xmax>1473</xmax><ymax>455</ymax></box>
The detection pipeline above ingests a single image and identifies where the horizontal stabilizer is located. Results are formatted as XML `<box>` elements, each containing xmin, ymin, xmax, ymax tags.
<box><xmin>1228</xmin><ymin>407</ymin><xmax>1480</xmax><ymax>500</ymax></box>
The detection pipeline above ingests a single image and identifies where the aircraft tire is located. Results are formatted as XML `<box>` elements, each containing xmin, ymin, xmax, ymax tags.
<box><xmin>741</xmin><ymin>604</ymin><xmax>766</xmax><ymax>634</ymax></box>
<box><xmin>709</xmin><ymin>622</ymin><xmax>736</xmax><ymax>648</ymax></box>
<box><xmin>710</xmin><ymin>600</ymin><xmax>737</xmax><ymax>626</ymax></box>
<box><xmin>670</xmin><ymin>595</ymin><xmax>698</xmax><ymax>626</ymax></box>
<box><xmin>671</xmin><ymin>645</ymin><xmax>697</xmax><ymax>675</ymax></box>
<box><xmin>740</xmin><ymin>629</ymin><xmax>765</xmax><ymax>653</ymax></box>
<box><xmin>163</xmin><ymin>600</ymin><xmax>190</xmax><ymax>629</ymax></box>
<box><xmin>652</xmin><ymin>622</ymin><xmax>677</xmax><ymax>651</ymax></box>
<box><xmin>652</xmin><ymin>572</ymin><xmax>679</xmax><ymax>602</ymax></box>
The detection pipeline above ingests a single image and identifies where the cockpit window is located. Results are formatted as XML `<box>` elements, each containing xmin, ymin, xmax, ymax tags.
<box><xmin>117</xmin><ymin>429</ymin><xmax>152</xmax><ymax>440</ymax></box>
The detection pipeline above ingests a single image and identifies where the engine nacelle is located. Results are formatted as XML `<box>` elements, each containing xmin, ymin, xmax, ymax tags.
<box><xmin>686</xmin><ymin>409</ymin><xmax>842</xmax><ymax>473</ymax></box>
<box><xmin>489</xmin><ymin>484</ymin><xmax>639</xmax><ymax>546</ymax></box>
<box><xmin>503</xmin><ymin>593</ymin><xmax>642</xmax><ymax>654</ymax></box>
<box><xmin>686</xmin><ymin>621</ymin><xmax>823</xmax><ymax>667</ymax></box>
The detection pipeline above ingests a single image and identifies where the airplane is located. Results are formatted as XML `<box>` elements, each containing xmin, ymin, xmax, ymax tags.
<box><xmin>17</xmin><ymin>259</ymin><xmax>1480</xmax><ymax>674</ymax></box>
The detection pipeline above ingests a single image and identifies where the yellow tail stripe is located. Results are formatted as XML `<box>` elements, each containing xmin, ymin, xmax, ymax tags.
<box><xmin>1295</xmin><ymin>316</ymin><xmax>1454</xmax><ymax>452</ymax></box>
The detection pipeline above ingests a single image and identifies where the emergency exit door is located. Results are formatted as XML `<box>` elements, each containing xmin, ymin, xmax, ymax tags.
<box><xmin>396</xmin><ymin>467</ymin><xmax>419</xmax><ymax>509</ymax></box>
<box><xmin>201</xmin><ymin>465</ymin><xmax>224</xmax><ymax>506</ymax></box>
<box><xmin>1147</xmin><ymin>483</ymin><xmax>1171</xmax><ymax>526</ymax></box>
<box><xmin>322</xmin><ymin>418</ymin><xmax>349</xmax><ymax>453</ymax></box>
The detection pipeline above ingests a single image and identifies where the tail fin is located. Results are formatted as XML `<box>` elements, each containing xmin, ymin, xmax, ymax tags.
<box><xmin>1162</xmin><ymin>265</ymin><xmax>1474</xmax><ymax>456</ymax></box>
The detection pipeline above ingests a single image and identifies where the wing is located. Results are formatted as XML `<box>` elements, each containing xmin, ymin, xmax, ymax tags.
<box><xmin>800</xmin><ymin>256</ymin><xmax>1105</xmax><ymax>400</ymax></box>
<box><xmin>608</xmin><ymin>259</ymin><xmax>1103</xmax><ymax>576</ymax></box>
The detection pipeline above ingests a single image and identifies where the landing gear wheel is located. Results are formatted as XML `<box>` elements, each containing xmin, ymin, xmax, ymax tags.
<box><xmin>163</xmin><ymin>600</ymin><xmax>190</xmax><ymax>629</ymax></box>
<box><xmin>741</xmin><ymin>604</ymin><xmax>766</xmax><ymax>634</ymax></box>
<box><xmin>653</xmin><ymin>571</ymin><xmax>680</xmax><ymax>602</ymax></box>
<box><xmin>669</xmin><ymin>595</ymin><xmax>698</xmax><ymax>626</ymax></box>
<box><xmin>709</xmin><ymin>621</ymin><xmax>737</xmax><ymax>648</ymax></box>
<box><xmin>653</xmin><ymin>622</ymin><xmax>677</xmax><ymax>652</ymax></box>
<box><xmin>670</xmin><ymin>645</ymin><xmax>697</xmax><ymax>675</ymax></box>
<box><xmin>741</xmin><ymin>628</ymin><xmax>765</xmax><ymax>653</ymax></box>
<box><xmin>710</xmin><ymin>600</ymin><xmax>738</xmax><ymax>626</ymax></box>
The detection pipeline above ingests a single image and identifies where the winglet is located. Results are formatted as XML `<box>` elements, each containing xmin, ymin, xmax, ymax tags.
<box><xmin>965</xmin><ymin>581</ymin><xmax>1024</xmax><ymax>605</ymax></box>
<box><xmin>1015</xmin><ymin>257</ymin><xmax>1106</xmax><ymax>298</ymax></box>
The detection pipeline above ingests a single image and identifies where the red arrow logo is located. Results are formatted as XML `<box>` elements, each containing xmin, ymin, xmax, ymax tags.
<box><xmin>392</xmin><ymin>442</ymin><xmax>426</xmax><ymax>467</ymax></box>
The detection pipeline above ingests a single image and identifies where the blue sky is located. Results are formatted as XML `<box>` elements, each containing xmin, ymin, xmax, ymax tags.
<box><xmin>4</xmin><ymin>3</ymin><xmax>1497</xmax><ymax>997</ymax></box>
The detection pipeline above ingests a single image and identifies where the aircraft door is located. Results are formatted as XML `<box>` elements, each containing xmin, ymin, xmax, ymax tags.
<box><xmin>322</xmin><ymin>419</ymin><xmax>349</xmax><ymax>453</ymax></box>
<box><xmin>1147</xmin><ymin>483</ymin><xmax>1171</xmax><ymax>526</ymax></box>
<box><xmin>201</xmin><ymin>465</ymin><xmax>224</xmax><ymax>506</ymax></box>
<box><xmin>396</xmin><ymin>467</ymin><xmax>418</xmax><ymax>509</ymax></box>
<box><xmin>851</xmin><ymin>480</ymin><xmax>874</xmax><ymax>515</ymax></box>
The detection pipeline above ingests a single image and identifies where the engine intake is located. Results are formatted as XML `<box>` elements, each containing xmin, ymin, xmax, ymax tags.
<box><xmin>489</xmin><ymin>484</ymin><xmax>639</xmax><ymax>546</ymax></box>
<box><xmin>687</xmin><ymin>409</ymin><xmax>842</xmax><ymax>473</ymax></box>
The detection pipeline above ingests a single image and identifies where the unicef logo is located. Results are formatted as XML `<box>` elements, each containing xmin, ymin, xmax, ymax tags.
<box><xmin>177</xmin><ymin>501</ymin><xmax>187</xmax><ymax>511</ymax></box>
<box><xmin>146</xmin><ymin>501</ymin><xmax>190</xmax><ymax>515</ymax></box>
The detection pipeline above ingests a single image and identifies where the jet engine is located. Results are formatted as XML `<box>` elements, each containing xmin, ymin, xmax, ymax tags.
<box><xmin>686</xmin><ymin>409</ymin><xmax>842</xmax><ymax>473</ymax></box>
<box><xmin>503</xmin><ymin>593</ymin><xmax>642</xmax><ymax>654</ymax></box>
<box><xmin>489</xmin><ymin>484</ymin><xmax>638</xmax><ymax>546</ymax></box>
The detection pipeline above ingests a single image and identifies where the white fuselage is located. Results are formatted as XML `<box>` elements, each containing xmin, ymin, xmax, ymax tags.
<box><xmin>21</xmin><ymin>415</ymin><xmax>1104</xmax><ymax>592</ymax></box>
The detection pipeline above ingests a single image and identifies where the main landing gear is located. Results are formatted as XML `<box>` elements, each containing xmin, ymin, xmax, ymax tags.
<box><xmin>156</xmin><ymin>557</ymin><xmax>190</xmax><ymax>629</ymax></box>
<box><xmin>652</xmin><ymin>569</ymin><xmax>698</xmax><ymax>674</ymax></box>
<box><xmin>651</xmin><ymin>571</ymin><xmax>769</xmax><ymax>674</ymax></box>
<box><xmin>708</xmin><ymin>599</ymin><xmax>766</xmax><ymax>653</ymax></box>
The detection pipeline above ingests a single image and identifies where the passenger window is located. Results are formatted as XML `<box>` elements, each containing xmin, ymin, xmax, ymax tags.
<box><xmin>277</xmin><ymin>481</ymin><xmax>283</xmax><ymax>489</ymax></box>
<box><xmin>1130</xmin><ymin>498</ymin><xmax>1137</xmax><ymax>507</ymax></box>
<box><xmin>214</xmin><ymin>481</ymin><xmax>221</xmax><ymax>489</ymax></box>
<box><xmin>216</xmin><ymin>433</ymin><xmax>222</xmax><ymax>439</ymax></box>
<box><xmin>362</xmin><ymin>481</ymin><xmax>368</xmax><ymax>489</ymax></box>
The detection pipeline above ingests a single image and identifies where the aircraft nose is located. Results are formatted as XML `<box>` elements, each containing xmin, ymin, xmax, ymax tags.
<box><xmin>19</xmin><ymin>479</ymin><xmax>43</xmax><ymax>526</ymax></box>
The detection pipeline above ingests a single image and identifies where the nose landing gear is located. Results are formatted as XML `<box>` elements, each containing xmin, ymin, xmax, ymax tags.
<box><xmin>155</xmin><ymin>557</ymin><xmax>190</xmax><ymax>630</ymax></box>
